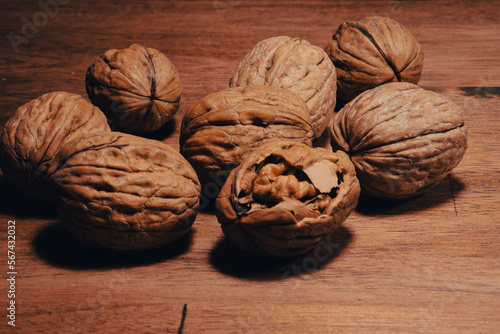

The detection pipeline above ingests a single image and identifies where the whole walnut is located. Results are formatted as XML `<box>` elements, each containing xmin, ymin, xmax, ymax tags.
<box><xmin>180</xmin><ymin>85</ymin><xmax>316</xmax><ymax>199</ymax></box>
<box><xmin>215</xmin><ymin>140</ymin><xmax>360</xmax><ymax>257</ymax></box>
<box><xmin>325</xmin><ymin>16</ymin><xmax>424</xmax><ymax>103</ymax></box>
<box><xmin>48</xmin><ymin>132</ymin><xmax>201</xmax><ymax>251</ymax></box>
<box><xmin>330</xmin><ymin>82</ymin><xmax>467</xmax><ymax>200</ymax></box>
<box><xmin>86</xmin><ymin>43</ymin><xmax>181</xmax><ymax>134</ymax></box>
<box><xmin>230</xmin><ymin>36</ymin><xmax>337</xmax><ymax>137</ymax></box>
<box><xmin>0</xmin><ymin>91</ymin><xmax>110</xmax><ymax>201</ymax></box>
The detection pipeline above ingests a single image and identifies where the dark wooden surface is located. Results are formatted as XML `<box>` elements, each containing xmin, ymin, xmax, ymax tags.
<box><xmin>1</xmin><ymin>1</ymin><xmax>499</xmax><ymax>333</ymax></box>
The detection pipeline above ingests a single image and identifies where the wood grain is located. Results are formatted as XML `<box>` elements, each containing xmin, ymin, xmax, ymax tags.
<box><xmin>1</xmin><ymin>0</ymin><xmax>499</xmax><ymax>333</ymax></box>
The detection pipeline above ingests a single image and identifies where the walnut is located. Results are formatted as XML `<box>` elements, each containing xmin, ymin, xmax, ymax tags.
<box><xmin>0</xmin><ymin>91</ymin><xmax>110</xmax><ymax>201</ymax></box>
<box><xmin>330</xmin><ymin>82</ymin><xmax>467</xmax><ymax>200</ymax></box>
<box><xmin>230</xmin><ymin>36</ymin><xmax>337</xmax><ymax>137</ymax></box>
<box><xmin>47</xmin><ymin>131</ymin><xmax>201</xmax><ymax>251</ymax></box>
<box><xmin>325</xmin><ymin>16</ymin><xmax>424</xmax><ymax>103</ymax></box>
<box><xmin>85</xmin><ymin>43</ymin><xmax>181</xmax><ymax>134</ymax></box>
<box><xmin>180</xmin><ymin>85</ymin><xmax>316</xmax><ymax>199</ymax></box>
<box><xmin>215</xmin><ymin>140</ymin><xmax>360</xmax><ymax>257</ymax></box>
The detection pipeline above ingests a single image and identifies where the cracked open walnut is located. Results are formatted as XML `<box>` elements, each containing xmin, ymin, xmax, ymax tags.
<box><xmin>215</xmin><ymin>140</ymin><xmax>360</xmax><ymax>257</ymax></box>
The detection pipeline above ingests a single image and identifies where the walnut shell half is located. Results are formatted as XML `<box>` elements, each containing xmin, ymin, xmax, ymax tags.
<box><xmin>215</xmin><ymin>140</ymin><xmax>360</xmax><ymax>257</ymax></box>
<box><xmin>48</xmin><ymin>132</ymin><xmax>200</xmax><ymax>251</ymax></box>
<box><xmin>86</xmin><ymin>43</ymin><xmax>181</xmax><ymax>134</ymax></box>
<box><xmin>325</xmin><ymin>16</ymin><xmax>424</xmax><ymax>103</ymax></box>
<box><xmin>230</xmin><ymin>36</ymin><xmax>337</xmax><ymax>137</ymax></box>
<box><xmin>180</xmin><ymin>85</ymin><xmax>316</xmax><ymax>200</ymax></box>
<box><xmin>330</xmin><ymin>82</ymin><xmax>467</xmax><ymax>200</ymax></box>
<box><xmin>0</xmin><ymin>92</ymin><xmax>110</xmax><ymax>201</ymax></box>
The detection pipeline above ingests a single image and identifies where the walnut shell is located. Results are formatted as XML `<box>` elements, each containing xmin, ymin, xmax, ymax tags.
<box><xmin>215</xmin><ymin>140</ymin><xmax>360</xmax><ymax>257</ymax></box>
<box><xmin>230</xmin><ymin>36</ymin><xmax>337</xmax><ymax>137</ymax></box>
<box><xmin>86</xmin><ymin>43</ymin><xmax>181</xmax><ymax>134</ymax></box>
<box><xmin>325</xmin><ymin>16</ymin><xmax>424</xmax><ymax>103</ymax></box>
<box><xmin>180</xmin><ymin>86</ymin><xmax>316</xmax><ymax>199</ymax></box>
<box><xmin>330</xmin><ymin>82</ymin><xmax>467</xmax><ymax>200</ymax></box>
<box><xmin>48</xmin><ymin>132</ymin><xmax>201</xmax><ymax>251</ymax></box>
<box><xmin>0</xmin><ymin>91</ymin><xmax>110</xmax><ymax>201</ymax></box>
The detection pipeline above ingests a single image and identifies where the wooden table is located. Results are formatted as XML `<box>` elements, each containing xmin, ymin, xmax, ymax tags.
<box><xmin>1</xmin><ymin>1</ymin><xmax>499</xmax><ymax>333</ymax></box>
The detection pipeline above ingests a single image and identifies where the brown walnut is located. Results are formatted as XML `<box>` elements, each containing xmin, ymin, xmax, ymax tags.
<box><xmin>86</xmin><ymin>43</ymin><xmax>181</xmax><ymax>134</ymax></box>
<box><xmin>325</xmin><ymin>16</ymin><xmax>424</xmax><ymax>103</ymax></box>
<box><xmin>330</xmin><ymin>82</ymin><xmax>467</xmax><ymax>200</ymax></box>
<box><xmin>215</xmin><ymin>140</ymin><xmax>360</xmax><ymax>257</ymax></box>
<box><xmin>180</xmin><ymin>85</ymin><xmax>316</xmax><ymax>199</ymax></box>
<box><xmin>48</xmin><ymin>132</ymin><xmax>201</xmax><ymax>251</ymax></box>
<box><xmin>230</xmin><ymin>36</ymin><xmax>337</xmax><ymax>137</ymax></box>
<box><xmin>0</xmin><ymin>91</ymin><xmax>110</xmax><ymax>201</ymax></box>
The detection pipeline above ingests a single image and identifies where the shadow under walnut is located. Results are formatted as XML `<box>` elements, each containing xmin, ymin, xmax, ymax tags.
<box><xmin>355</xmin><ymin>174</ymin><xmax>466</xmax><ymax>216</ymax></box>
<box><xmin>0</xmin><ymin>175</ymin><xmax>58</xmax><ymax>218</ymax></box>
<box><xmin>209</xmin><ymin>226</ymin><xmax>353</xmax><ymax>281</ymax></box>
<box><xmin>32</xmin><ymin>222</ymin><xmax>194</xmax><ymax>270</ymax></box>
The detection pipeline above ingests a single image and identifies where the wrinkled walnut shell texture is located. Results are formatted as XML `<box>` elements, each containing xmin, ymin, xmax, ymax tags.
<box><xmin>0</xmin><ymin>92</ymin><xmax>110</xmax><ymax>201</ymax></box>
<box><xmin>216</xmin><ymin>140</ymin><xmax>360</xmax><ymax>257</ymax></box>
<box><xmin>180</xmin><ymin>86</ymin><xmax>316</xmax><ymax>192</ymax></box>
<box><xmin>325</xmin><ymin>16</ymin><xmax>424</xmax><ymax>103</ymax></box>
<box><xmin>48</xmin><ymin>132</ymin><xmax>200</xmax><ymax>251</ymax></box>
<box><xmin>86</xmin><ymin>43</ymin><xmax>181</xmax><ymax>134</ymax></box>
<box><xmin>230</xmin><ymin>36</ymin><xmax>337</xmax><ymax>137</ymax></box>
<box><xmin>331</xmin><ymin>82</ymin><xmax>467</xmax><ymax>200</ymax></box>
